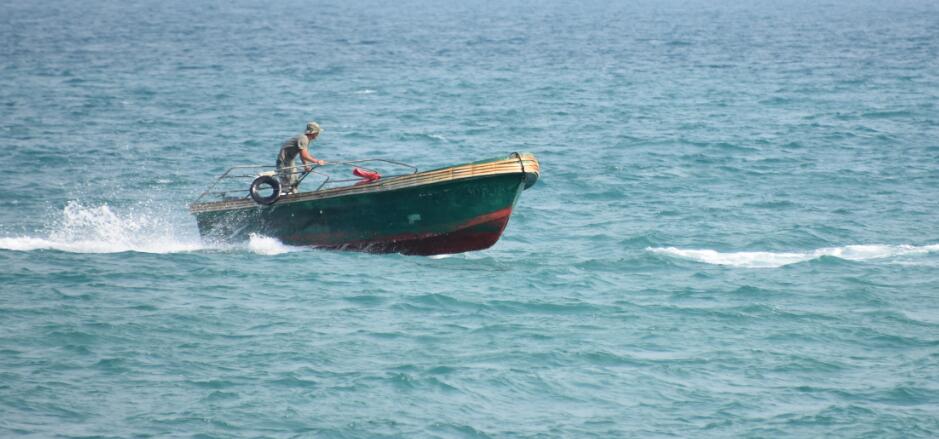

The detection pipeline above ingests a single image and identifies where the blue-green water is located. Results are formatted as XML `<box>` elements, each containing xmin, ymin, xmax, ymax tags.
<box><xmin>2</xmin><ymin>0</ymin><xmax>939</xmax><ymax>437</ymax></box>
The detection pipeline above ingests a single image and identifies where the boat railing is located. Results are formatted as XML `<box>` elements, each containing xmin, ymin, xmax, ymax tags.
<box><xmin>192</xmin><ymin>159</ymin><xmax>419</xmax><ymax>204</ymax></box>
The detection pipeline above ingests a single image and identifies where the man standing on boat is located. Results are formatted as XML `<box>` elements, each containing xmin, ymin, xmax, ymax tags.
<box><xmin>277</xmin><ymin>121</ymin><xmax>327</xmax><ymax>193</ymax></box>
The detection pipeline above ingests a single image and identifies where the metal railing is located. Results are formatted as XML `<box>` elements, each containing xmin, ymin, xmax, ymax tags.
<box><xmin>192</xmin><ymin>159</ymin><xmax>419</xmax><ymax>204</ymax></box>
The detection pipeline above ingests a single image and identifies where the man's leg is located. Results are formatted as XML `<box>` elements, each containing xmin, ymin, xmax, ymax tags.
<box><xmin>276</xmin><ymin>159</ymin><xmax>296</xmax><ymax>193</ymax></box>
<box><xmin>277</xmin><ymin>162</ymin><xmax>300</xmax><ymax>194</ymax></box>
<box><xmin>287</xmin><ymin>168</ymin><xmax>298</xmax><ymax>193</ymax></box>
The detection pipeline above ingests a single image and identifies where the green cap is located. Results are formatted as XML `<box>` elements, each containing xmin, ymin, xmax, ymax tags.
<box><xmin>306</xmin><ymin>121</ymin><xmax>322</xmax><ymax>134</ymax></box>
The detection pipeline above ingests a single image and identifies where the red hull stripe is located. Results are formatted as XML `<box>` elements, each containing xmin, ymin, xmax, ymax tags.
<box><xmin>285</xmin><ymin>207</ymin><xmax>515</xmax><ymax>255</ymax></box>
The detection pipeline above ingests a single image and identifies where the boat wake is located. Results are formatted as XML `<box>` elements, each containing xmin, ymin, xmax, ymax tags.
<box><xmin>0</xmin><ymin>201</ymin><xmax>202</xmax><ymax>254</ymax></box>
<box><xmin>246</xmin><ymin>233</ymin><xmax>301</xmax><ymax>255</ymax></box>
<box><xmin>0</xmin><ymin>201</ymin><xmax>300</xmax><ymax>256</ymax></box>
<box><xmin>648</xmin><ymin>244</ymin><xmax>939</xmax><ymax>268</ymax></box>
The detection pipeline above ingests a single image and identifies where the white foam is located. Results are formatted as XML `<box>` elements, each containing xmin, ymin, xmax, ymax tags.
<box><xmin>648</xmin><ymin>244</ymin><xmax>939</xmax><ymax>268</ymax></box>
<box><xmin>247</xmin><ymin>233</ymin><xmax>299</xmax><ymax>255</ymax></box>
<box><xmin>0</xmin><ymin>201</ymin><xmax>204</xmax><ymax>254</ymax></box>
<box><xmin>0</xmin><ymin>202</ymin><xmax>319</xmax><ymax>256</ymax></box>
<box><xmin>0</xmin><ymin>236</ymin><xmax>202</xmax><ymax>254</ymax></box>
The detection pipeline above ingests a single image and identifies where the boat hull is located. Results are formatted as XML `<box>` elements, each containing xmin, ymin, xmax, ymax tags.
<box><xmin>193</xmin><ymin>173</ymin><xmax>526</xmax><ymax>255</ymax></box>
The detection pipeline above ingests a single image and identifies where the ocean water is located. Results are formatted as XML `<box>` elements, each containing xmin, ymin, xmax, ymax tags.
<box><xmin>2</xmin><ymin>0</ymin><xmax>939</xmax><ymax>436</ymax></box>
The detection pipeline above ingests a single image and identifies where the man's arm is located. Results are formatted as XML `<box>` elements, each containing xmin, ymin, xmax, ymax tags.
<box><xmin>299</xmin><ymin>149</ymin><xmax>326</xmax><ymax>170</ymax></box>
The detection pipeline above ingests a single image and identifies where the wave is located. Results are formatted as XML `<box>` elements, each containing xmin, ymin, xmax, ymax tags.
<box><xmin>648</xmin><ymin>244</ymin><xmax>939</xmax><ymax>268</ymax></box>
<box><xmin>0</xmin><ymin>201</ymin><xmax>301</xmax><ymax>256</ymax></box>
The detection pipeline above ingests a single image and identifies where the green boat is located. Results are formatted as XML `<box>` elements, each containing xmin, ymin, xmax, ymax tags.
<box><xmin>189</xmin><ymin>153</ymin><xmax>540</xmax><ymax>255</ymax></box>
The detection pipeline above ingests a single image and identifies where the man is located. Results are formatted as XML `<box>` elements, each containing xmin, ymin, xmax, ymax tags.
<box><xmin>277</xmin><ymin>121</ymin><xmax>327</xmax><ymax>193</ymax></box>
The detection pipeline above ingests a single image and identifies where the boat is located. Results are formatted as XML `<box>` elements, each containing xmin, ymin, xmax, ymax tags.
<box><xmin>189</xmin><ymin>152</ymin><xmax>540</xmax><ymax>255</ymax></box>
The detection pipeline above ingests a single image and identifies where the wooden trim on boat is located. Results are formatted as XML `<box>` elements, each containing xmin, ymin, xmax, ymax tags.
<box><xmin>190</xmin><ymin>153</ymin><xmax>540</xmax><ymax>214</ymax></box>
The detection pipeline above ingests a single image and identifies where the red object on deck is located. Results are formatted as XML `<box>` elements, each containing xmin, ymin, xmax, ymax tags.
<box><xmin>353</xmin><ymin>167</ymin><xmax>381</xmax><ymax>183</ymax></box>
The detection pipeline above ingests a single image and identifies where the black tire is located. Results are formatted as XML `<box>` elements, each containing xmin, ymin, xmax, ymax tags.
<box><xmin>250</xmin><ymin>175</ymin><xmax>281</xmax><ymax>205</ymax></box>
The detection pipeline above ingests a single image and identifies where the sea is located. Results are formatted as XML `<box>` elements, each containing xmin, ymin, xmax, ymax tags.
<box><xmin>2</xmin><ymin>0</ymin><xmax>938</xmax><ymax>437</ymax></box>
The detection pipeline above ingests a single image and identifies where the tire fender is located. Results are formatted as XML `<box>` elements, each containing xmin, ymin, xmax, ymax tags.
<box><xmin>250</xmin><ymin>175</ymin><xmax>281</xmax><ymax>205</ymax></box>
